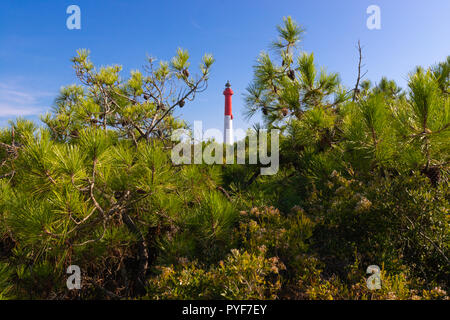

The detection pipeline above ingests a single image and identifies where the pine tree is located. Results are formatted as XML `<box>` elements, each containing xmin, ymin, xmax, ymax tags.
<box><xmin>239</xmin><ymin>17</ymin><xmax>449</xmax><ymax>291</ymax></box>
<box><xmin>0</xmin><ymin>48</ymin><xmax>236</xmax><ymax>299</ymax></box>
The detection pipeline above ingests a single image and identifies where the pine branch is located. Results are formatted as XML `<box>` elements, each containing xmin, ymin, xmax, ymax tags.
<box><xmin>353</xmin><ymin>40</ymin><xmax>368</xmax><ymax>102</ymax></box>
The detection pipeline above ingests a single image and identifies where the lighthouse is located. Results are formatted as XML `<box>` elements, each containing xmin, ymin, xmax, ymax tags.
<box><xmin>223</xmin><ymin>81</ymin><xmax>234</xmax><ymax>145</ymax></box>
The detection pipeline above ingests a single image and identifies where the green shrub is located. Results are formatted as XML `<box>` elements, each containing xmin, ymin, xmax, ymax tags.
<box><xmin>309</xmin><ymin>171</ymin><xmax>449</xmax><ymax>287</ymax></box>
<box><xmin>147</xmin><ymin>246</ymin><xmax>284</xmax><ymax>299</ymax></box>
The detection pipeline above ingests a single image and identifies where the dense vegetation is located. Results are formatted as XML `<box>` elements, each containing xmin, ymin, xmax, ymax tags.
<box><xmin>0</xmin><ymin>17</ymin><xmax>448</xmax><ymax>300</ymax></box>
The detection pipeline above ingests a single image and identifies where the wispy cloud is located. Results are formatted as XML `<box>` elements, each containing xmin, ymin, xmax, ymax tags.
<box><xmin>0</xmin><ymin>82</ymin><xmax>53</xmax><ymax>117</ymax></box>
<box><xmin>190</xmin><ymin>18</ymin><xmax>202</xmax><ymax>30</ymax></box>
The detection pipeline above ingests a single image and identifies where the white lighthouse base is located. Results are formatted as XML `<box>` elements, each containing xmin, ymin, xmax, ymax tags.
<box><xmin>224</xmin><ymin>115</ymin><xmax>233</xmax><ymax>145</ymax></box>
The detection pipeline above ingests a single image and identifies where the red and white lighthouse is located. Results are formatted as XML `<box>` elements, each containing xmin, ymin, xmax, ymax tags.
<box><xmin>223</xmin><ymin>81</ymin><xmax>234</xmax><ymax>145</ymax></box>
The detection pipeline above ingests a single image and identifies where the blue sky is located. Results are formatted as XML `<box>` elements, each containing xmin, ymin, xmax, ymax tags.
<box><xmin>1</xmin><ymin>0</ymin><xmax>449</xmax><ymax>134</ymax></box>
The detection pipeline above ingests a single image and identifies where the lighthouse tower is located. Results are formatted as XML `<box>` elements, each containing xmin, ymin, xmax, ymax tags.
<box><xmin>223</xmin><ymin>81</ymin><xmax>234</xmax><ymax>145</ymax></box>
